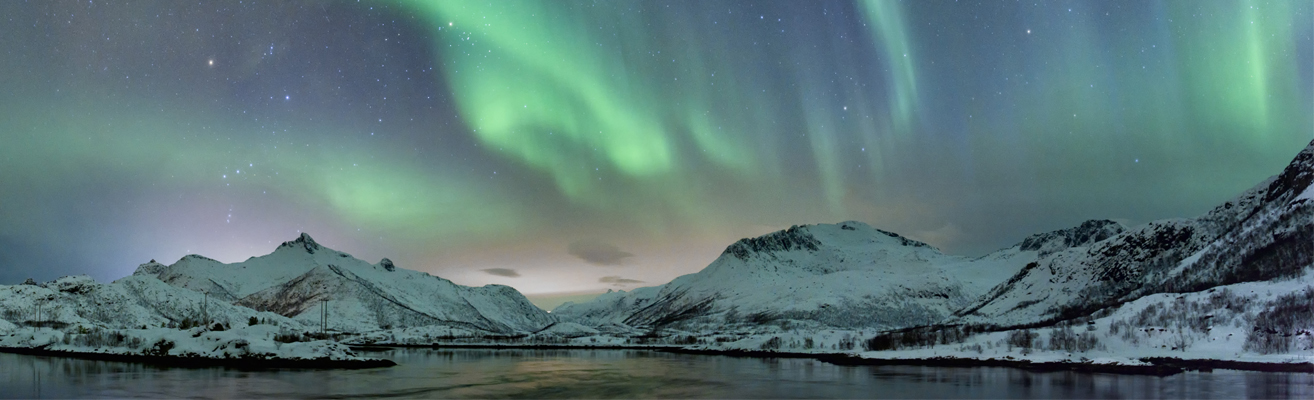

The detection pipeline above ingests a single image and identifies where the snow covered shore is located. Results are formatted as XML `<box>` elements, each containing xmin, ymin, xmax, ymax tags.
<box><xmin>0</xmin><ymin>274</ymin><xmax>393</xmax><ymax>368</ymax></box>
<box><xmin>0</xmin><ymin>324</ymin><xmax>394</xmax><ymax>369</ymax></box>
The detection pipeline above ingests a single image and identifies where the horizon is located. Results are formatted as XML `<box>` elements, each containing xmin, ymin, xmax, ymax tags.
<box><xmin>2</xmin><ymin>0</ymin><xmax>1311</xmax><ymax>297</ymax></box>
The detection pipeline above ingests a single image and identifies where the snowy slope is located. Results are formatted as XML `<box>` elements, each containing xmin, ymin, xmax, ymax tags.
<box><xmin>551</xmin><ymin>286</ymin><xmax>661</xmax><ymax>328</ymax></box>
<box><xmin>0</xmin><ymin>273</ymin><xmax>376</xmax><ymax>363</ymax></box>
<box><xmin>138</xmin><ymin>233</ymin><xmax>555</xmax><ymax>334</ymax></box>
<box><xmin>955</xmin><ymin>139</ymin><xmax>1314</xmax><ymax>328</ymax></box>
<box><xmin>0</xmin><ymin>274</ymin><xmax>299</xmax><ymax>332</ymax></box>
<box><xmin>828</xmin><ymin>270</ymin><xmax>1313</xmax><ymax>367</ymax></box>
<box><xmin>557</xmin><ymin>221</ymin><xmax>1027</xmax><ymax>332</ymax></box>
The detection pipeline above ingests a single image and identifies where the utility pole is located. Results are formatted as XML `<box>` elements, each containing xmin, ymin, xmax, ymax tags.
<box><xmin>320</xmin><ymin>299</ymin><xmax>329</xmax><ymax>335</ymax></box>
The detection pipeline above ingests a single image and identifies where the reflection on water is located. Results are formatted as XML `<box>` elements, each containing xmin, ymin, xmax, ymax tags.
<box><xmin>2</xmin><ymin>348</ymin><xmax>1310</xmax><ymax>398</ymax></box>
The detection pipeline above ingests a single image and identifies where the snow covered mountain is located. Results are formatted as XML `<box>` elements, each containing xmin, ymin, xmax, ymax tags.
<box><xmin>554</xmin><ymin>221</ymin><xmax>1029</xmax><ymax>331</ymax></box>
<box><xmin>558</xmin><ymin>140</ymin><xmax>1314</xmax><ymax>337</ymax></box>
<box><xmin>135</xmin><ymin>233</ymin><xmax>555</xmax><ymax>334</ymax></box>
<box><xmin>954</xmin><ymin>139</ymin><xmax>1314</xmax><ymax>328</ymax></box>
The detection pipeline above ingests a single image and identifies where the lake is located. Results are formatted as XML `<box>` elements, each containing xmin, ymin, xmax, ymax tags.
<box><xmin>2</xmin><ymin>348</ymin><xmax>1310</xmax><ymax>398</ymax></box>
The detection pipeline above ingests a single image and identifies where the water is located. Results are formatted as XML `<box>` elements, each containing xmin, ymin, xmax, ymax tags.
<box><xmin>2</xmin><ymin>348</ymin><xmax>1310</xmax><ymax>398</ymax></box>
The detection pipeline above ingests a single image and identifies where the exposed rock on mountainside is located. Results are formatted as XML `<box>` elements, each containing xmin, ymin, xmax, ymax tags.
<box><xmin>1017</xmin><ymin>219</ymin><xmax>1126</xmax><ymax>257</ymax></box>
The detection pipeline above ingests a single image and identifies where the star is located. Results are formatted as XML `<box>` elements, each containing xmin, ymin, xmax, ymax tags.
<box><xmin>1026</xmin><ymin>29</ymin><xmax>1031</xmax><ymax>34</ymax></box>
<box><xmin>207</xmin><ymin>59</ymin><xmax>214</xmax><ymax>66</ymax></box>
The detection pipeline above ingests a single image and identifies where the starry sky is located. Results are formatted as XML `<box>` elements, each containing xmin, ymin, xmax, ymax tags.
<box><xmin>1</xmin><ymin>0</ymin><xmax>1311</xmax><ymax>305</ymax></box>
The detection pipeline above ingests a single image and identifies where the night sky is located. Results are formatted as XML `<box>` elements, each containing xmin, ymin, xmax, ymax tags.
<box><xmin>1</xmin><ymin>1</ymin><xmax>1310</xmax><ymax>301</ymax></box>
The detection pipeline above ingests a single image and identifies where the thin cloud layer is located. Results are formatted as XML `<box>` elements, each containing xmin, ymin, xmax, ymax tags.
<box><xmin>568</xmin><ymin>240</ymin><xmax>634</xmax><ymax>266</ymax></box>
<box><xmin>599</xmin><ymin>276</ymin><xmax>644</xmax><ymax>286</ymax></box>
<box><xmin>482</xmin><ymin>268</ymin><xmax>521</xmax><ymax>277</ymax></box>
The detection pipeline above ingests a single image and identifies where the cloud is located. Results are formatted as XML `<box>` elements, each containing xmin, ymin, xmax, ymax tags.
<box><xmin>567</xmin><ymin>240</ymin><xmax>634</xmax><ymax>266</ymax></box>
<box><xmin>481</xmin><ymin>268</ymin><xmax>521</xmax><ymax>277</ymax></box>
<box><xmin>599</xmin><ymin>276</ymin><xmax>644</xmax><ymax>286</ymax></box>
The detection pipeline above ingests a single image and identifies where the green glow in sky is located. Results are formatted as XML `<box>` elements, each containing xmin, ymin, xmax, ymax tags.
<box><xmin>858</xmin><ymin>0</ymin><xmax>919</xmax><ymax>134</ymax></box>
<box><xmin>408</xmin><ymin>1</ymin><xmax>681</xmax><ymax>199</ymax></box>
<box><xmin>0</xmin><ymin>0</ymin><xmax>1309</xmax><ymax>293</ymax></box>
<box><xmin>0</xmin><ymin>96</ymin><xmax>526</xmax><ymax>254</ymax></box>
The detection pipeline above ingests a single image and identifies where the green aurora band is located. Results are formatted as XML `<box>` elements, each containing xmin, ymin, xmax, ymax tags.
<box><xmin>401</xmin><ymin>0</ymin><xmax>923</xmax><ymax>214</ymax></box>
<box><xmin>401</xmin><ymin>0</ymin><xmax>1310</xmax><ymax>221</ymax></box>
<box><xmin>0</xmin><ymin>0</ymin><xmax>1309</xmax><ymax>287</ymax></box>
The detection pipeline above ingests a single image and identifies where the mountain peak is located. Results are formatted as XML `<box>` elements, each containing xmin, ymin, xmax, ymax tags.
<box><xmin>181</xmin><ymin>254</ymin><xmax>218</xmax><ymax>262</ymax></box>
<box><xmin>279</xmin><ymin>232</ymin><xmax>323</xmax><ymax>254</ymax></box>
<box><xmin>825</xmin><ymin>221</ymin><xmax>934</xmax><ymax>249</ymax></box>
<box><xmin>720</xmin><ymin>221</ymin><xmax>933</xmax><ymax>261</ymax></box>
<box><xmin>132</xmin><ymin>259</ymin><xmax>169</xmax><ymax>276</ymax></box>
<box><xmin>723</xmin><ymin>225</ymin><xmax>821</xmax><ymax>260</ymax></box>
<box><xmin>1263</xmin><ymin>139</ymin><xmax>1314</xmax><ymax>203</ymax></box>
<box><xmin>873</xmin><ymin>228</ymin><xmax>935</xmax><ymax>249</ymax></box>
<box><xmin>1017</xmin><ymin>219</ymin><xmax>1124</xmax><ymax>256</ymax></box>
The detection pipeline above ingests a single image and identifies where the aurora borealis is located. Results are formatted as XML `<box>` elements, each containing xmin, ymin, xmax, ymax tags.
<box><xmin>1</xmin><ymin>1</ymin><xmax>1310</xmax><ymax>303</ymax></box>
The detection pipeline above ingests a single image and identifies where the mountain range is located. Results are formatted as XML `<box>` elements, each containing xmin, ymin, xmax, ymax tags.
<box><xmin>555</xmin><ymin>139</ymin><xmax>1314</xmax><ymax>337</ymax></box>
<box><xmin>2</xmin><ymin>140</ymin><xmax>1310</xmax><ymax>361</ymax></box>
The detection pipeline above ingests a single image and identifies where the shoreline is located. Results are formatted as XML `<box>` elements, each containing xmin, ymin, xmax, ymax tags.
<box><xmin>7</xmin><ymin>342</ymin><xmax>1311</xmax><ymax>375</ymax></box>
<box><xmin>348</xmin><ymin>342</ymin><xmax>1314</xmax><ymax>376</ymax></box>
<box><xmin>658</xmin><ymin>348</ymin><xmax>1174</xmax><ymax>376</ymax></box>
<box><xmin>349</xmin><ymin>342</ymin><xmax>683</xmax><ymax>351</ymax></box>
<box><xmin>664</xmin><ymin>348</ymin><xmax>1314</xmax><ymax>376</ymax></box>
<box><xmin>0</xmin><ymin>346</ymin><xmax>396</xmax><ymax>369</ymax></box>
